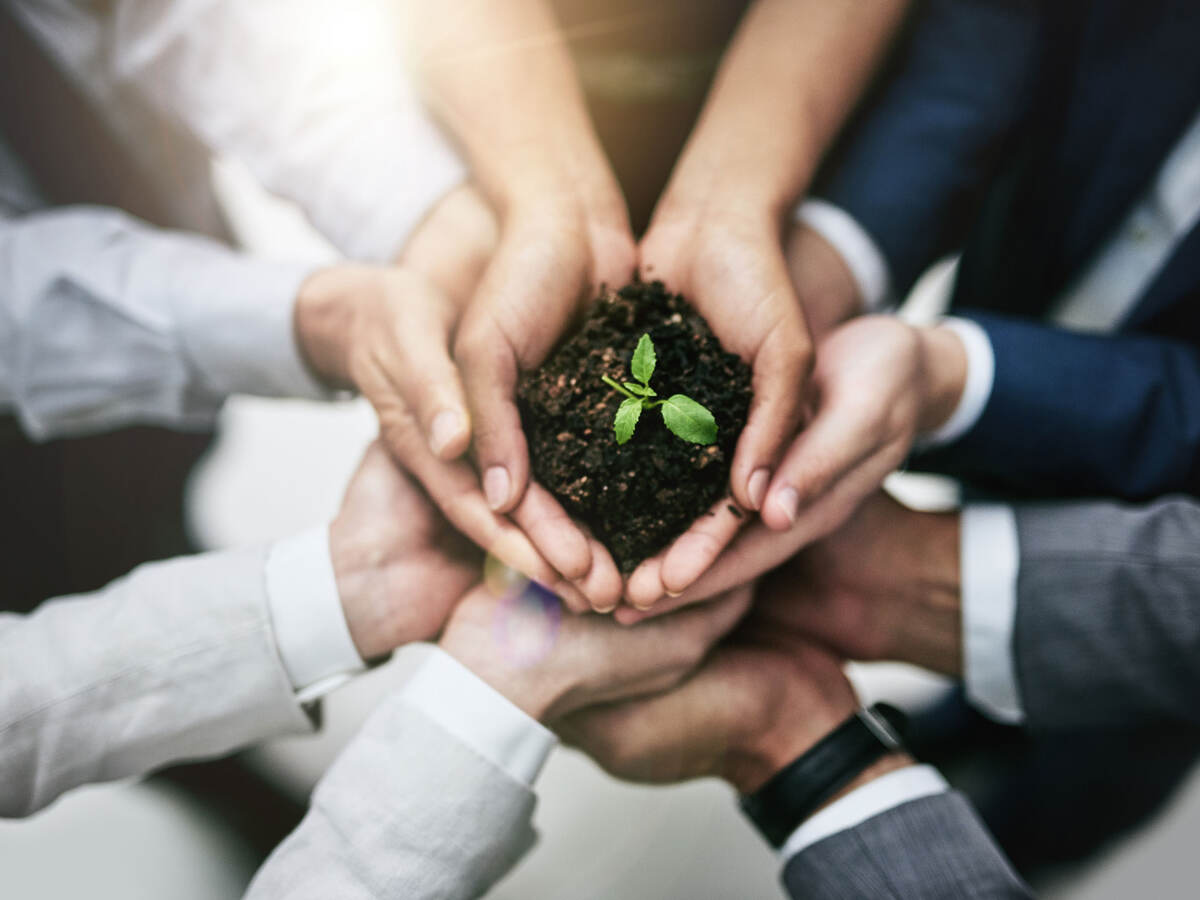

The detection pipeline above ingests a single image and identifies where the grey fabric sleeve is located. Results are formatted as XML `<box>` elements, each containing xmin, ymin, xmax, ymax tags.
<box><xmin>782</xmin><ymin>792</ymin><xmax>1030</xmax><ymax>899</ymax></box>
<box><xmin>1013</xmin><ymin>496</ymin><xmax>1200</xmax><ymax>730</ymax></box>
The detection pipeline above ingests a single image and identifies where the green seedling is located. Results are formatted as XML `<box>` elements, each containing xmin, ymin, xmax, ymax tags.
<box><xmin>602</xmin><ymin>333</ymin><xmax>718</xmax><ymax>446</ymax></box>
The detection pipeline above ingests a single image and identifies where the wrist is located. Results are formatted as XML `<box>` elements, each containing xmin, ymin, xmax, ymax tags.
<box><xmin>293</xmin><ymin>266</ymin><xmax>366</xmax><ymax>388</ymax></box>
<box><xmin>438</xmin><ymin>630</ymin><xmax>562</xmax><ymax>722</ymax></box>
<box><xmin>916</xmin><ymin>324</ymin><xmax>969</xmax><ymax>434</ymax></box>
<box><xmin>728</xmin><ymin>697</ymin><xmax>854</xmax><ymax>795</ymax></box>
<box><xmin>885</xmin><ymin>511</ymin><xmax>963</xmax><ymax>676</ymax></box>
<box><xmin>816</xmin><ymin>752</ymin><xmax>917</xmax><ymax>812</ymax></box>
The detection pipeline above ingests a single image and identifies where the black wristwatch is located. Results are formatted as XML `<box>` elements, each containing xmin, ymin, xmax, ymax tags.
<box><xmin>739</xmin><ymin>703</ymin><xmax>908</xmax><ymax>847</ymax></box>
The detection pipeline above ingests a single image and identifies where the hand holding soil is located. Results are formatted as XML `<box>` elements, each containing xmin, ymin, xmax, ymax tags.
<box><xmin>518</xmin><ymin>280</ymin><xmax>752</xmax><ymax>576</ymax></box>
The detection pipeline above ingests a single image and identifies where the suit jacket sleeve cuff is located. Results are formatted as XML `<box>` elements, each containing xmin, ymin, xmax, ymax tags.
<box><xmin>962</xmin><ymin>504</ymin><xmax>1026</xmax><ymax>724</ymax></box>
<box><xmin>778</xmin><ymin>764</ymin><xmax>948</xmax><ymax>862</ymax></box>
<box><xmin>917</xmin><ymin>316</ymin><xmax>995</xmax><ymax>448</ymax></box>
<box><xmin>794</xmin><ymin>199</ymin><xmax>893</xmax><ymax>312</ymax></box>
<box><xmin>403</xmin><ymin>648</ymin><xmax>557</xmax><ymax>787</ymax></box>
<box><xmin>264</xmin><ymin>527</ymin><xmax>366</xmax><ymax>703</ymax></box>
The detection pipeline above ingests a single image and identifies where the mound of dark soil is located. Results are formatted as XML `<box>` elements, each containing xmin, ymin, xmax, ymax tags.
<box><xmin>518</xmin><ymin>280</ymin><xmax>752</xmax><ymax>573</ymax></box>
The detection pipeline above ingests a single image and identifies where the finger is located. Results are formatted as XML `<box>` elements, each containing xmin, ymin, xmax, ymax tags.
<box><xmin>624</xmin><ymin>557</ymin><xmax>665</xmax><ymax>613</ymax></box>
<box><xmin>620</xmin><ymin>497</ymin><xmax>748</xmax><ymax>612</ymax></box>
<box><xmin>729</xmin><ymin>319</ymin><xmax>813</xmax><ymax>513</ymax></box>
<box><xmin>378</xmin><ymin>402</ymin><xmax>567</xmax><ymax>598</ymax></box>
<box><xmin>510</xmin><ymin>483</ymin><xmax>592</xmax><ymax>607</ymax></box>
<box><xmin>454</xmin><ymin>311</ymin><xmax>530</xmax><ymax>514</ymax></box>
<box><xmin>574</xmin><ymin>531</ymin><xmax>623</xmax><ymax>614</ymax></box>
<box><xmin>760</xmin><ymin>389</ymin><xmax>883</xmax><ymax>531</ymax></box>
<box><xmin>386</xmin><ymin>288</ymin><xmax>472</xmax><ymax>460</ymax></box>
<box><xmin>659</xmin><ymin>497</ymin><xmax>750</xmax><ymax>598</ymax></box>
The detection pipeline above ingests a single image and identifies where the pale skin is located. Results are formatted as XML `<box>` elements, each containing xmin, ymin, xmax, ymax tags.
<box><xmin>401</xmin><ymin>0</ymin><xmax>636</xmax><ymax>610</ymax></box>
<box><xmin>439</xmin><ymin>581</ymin><xmax>753</xmax><ymax>721</ymax></box>
<box><xmin>621</xmin><ymin>315</ymin><xmax>968</xmax><ymax>619</ymax></box>
<box><xmin>625</xmin><ymin>0</ymin><xmax>911</xmax><ymax>608</ymax></box>
<box><xmin>294</xmin><ymin>186</ymin><xmax>622</xmax><ymax>612</ymax></box>
<box><xmin>359</xmin><ymin>0</ymin><xmax>911</xmax><ymax>612</ymax></box>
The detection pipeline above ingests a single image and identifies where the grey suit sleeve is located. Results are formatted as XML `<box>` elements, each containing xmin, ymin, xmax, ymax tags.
<box><xmin>1013</xmin><ymin>496</ymin><xmax>1200</xmax><ymax>730</ymax></box>
<box><xmin>782</xmin><ymin>793</ymin><xmax>1030</xmax><ymax>899</ymax></box>
<box><xmin>245</xmin><ymin>694</ymin><xmax>538</xmax><ymax>900</ymax></box>
<box><xmin>0</xmin><ymin>545</ymin><xmax>313</xmax><ymax>818</ymax></box>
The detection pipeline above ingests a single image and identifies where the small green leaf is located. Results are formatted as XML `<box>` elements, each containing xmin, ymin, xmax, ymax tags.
<box><xmin>614</xmin><ymin>397</ymin><xmax>643</xmax><ymax>444</ymax></box>
<box><xmin>660</xmin><ymin>394</ymin><xmax>717</xmax><ymax>444</ymax></box>
<box><xmin>623</xmin><ymin>381</ymin><xmax>656</xmax><ymax>397</ymax></box>
<box><xmin>631</xmin><ymin>333</ymin><xmax>656</xmax><ymax>385</ymax></box>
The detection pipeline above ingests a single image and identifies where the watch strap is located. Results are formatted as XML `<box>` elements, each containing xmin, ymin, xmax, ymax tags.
<box><xmin>739</xmin><ymin>702</ymin><xmax>907</xmax><ymax>847</ymax></box>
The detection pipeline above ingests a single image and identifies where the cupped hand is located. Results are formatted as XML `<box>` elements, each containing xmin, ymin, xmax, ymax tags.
<box><xmin>329</xmin><ymin>441</ymin><xmax>481</xmax><ymax>661</ymax></box>
<box><xmin>295</xmin><ymin>186</ymin><xmax>624</xmax><ymax>612</ymax></box>
<box><xmin>452</xmin><ymin>193</ymin><xmax>636</xmax><ymax>609</ymax></box>
<box><xmin>438</xmin><ymin>576</ymin><xmax>751</xmax><ymax>722</ymax></box>
<box><xmin>558</xmin><ymin>637</ymin><xmax>859</xmax><ymax>794</ymax></box>
<box><xmin>625</xmin><ymin>205</ymin><xmax>814</xmax><ymax>608</ymax></box>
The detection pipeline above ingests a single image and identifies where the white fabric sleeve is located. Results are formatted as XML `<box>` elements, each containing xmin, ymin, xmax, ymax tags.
<box><xmin>99</xmin><ymin>0</ymin><xmax>466</xmax><ymax>261</ymax></box>
<box><xmin>264</xmin><ymin>527</ymin><xmax>365</xmax><ymax>704</ymax></box>
<box><xmin>779</xmin><ymin>764</ymin><xmax>949</xmax><ymax>861</ymax></box>
<box><xmin>402</xmin><ymin>648</ymin><xmax>557</xmax><ymax>787</ymax></box>
<box><xmin>961</xmin><ymin>504</ymin><xmax>1025</xmax><ymax>724</ymax></box>
<box><xmin>795</xmin><ymin>199</ymin><xmax>893</xmax><ymax>312</ymax></box>
<box><xmin>917</xmin><ymin>316</ymin><xmax>996</xmax><ymax>448</ymax></box>
<box><xmin>0</xmin><ymin>207</ymin><xmax>329</xmax><ymax>441</ymax></box>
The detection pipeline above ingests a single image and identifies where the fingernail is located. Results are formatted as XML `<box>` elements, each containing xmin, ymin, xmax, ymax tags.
<box><xmin>665</xmin><ymin>589</ymin><xmax>683</xmax><ymax>598</ymax></box>
<box><xmin>484</xmin><ymin>466</ymin><xmax>511</xmax><ymax>510</ymax></box>
<box><xmin>747</xmin><ymin>468</ymin><xmax>770</xmax><ymax>511</ymax></box>
<box><xmin>632</xmin><ymin>596</ymin><xmax>659</xmax><ymax>611</ymax></box>
<box><xmin>593</xmin><ymin>600</ymin><xmax>618</xmax><ymax>614</ymax></box>
<box><xmin>775</xmin><ymin>486</ymin><xmax>800</xmax><ymax>525</ymax></box>
<box><xmin>429</xmin><ymin>410</ymin><xmax>464</xmax><ymax>456</ymax></box>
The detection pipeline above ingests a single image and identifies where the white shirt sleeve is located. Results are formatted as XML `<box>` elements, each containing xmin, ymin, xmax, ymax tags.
<box><xmin>917</xmin><ymin>316</ymin><xmax>996</xmax><ymax>448</ymax></box>
<box><xmin>0</xmin><ymin>206</ymin><xmax>330</xmax><ymax>441</ymax></box>
<box><xmin>97</xmin><ymin>0</ymin><xmax>465</xmax><ymax>262</ymax></box>
<box><xmin>795</xmin><ymin>199</ymin><xmax>893</xmax><ymax>312</ymax></box>
<box><xmin>779</xmin><ymin>764</ymin><xmax>949</xmax><ymax>861</ymax></box>
<box><xmin>961</xmin><ymin>504</ymin><xmax>1026</xmax><ymax>724</ymax></box>
<box><xmin>264</xmin><ymin>526</ymin><xmax>366</xmax><ymax>704</ymax></box>
<box><xmin>402</xmin><ymin>648</ymin><xmax>557</xmax><ymax>787</ymax></box>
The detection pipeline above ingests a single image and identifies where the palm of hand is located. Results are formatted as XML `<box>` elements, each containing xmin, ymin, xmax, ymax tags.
<box><xmin>332</xmin><ymin>444</ymin><xmax>481</xmax><ymax>659</ymax></box>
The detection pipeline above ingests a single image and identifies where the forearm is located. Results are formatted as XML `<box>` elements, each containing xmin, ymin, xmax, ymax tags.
<box><xmin>405</xmin><ymin>0</ymin><xmax>619</xmax><ymax>218</ymax></box>
<box><xmin>0</xmin><ymin>546</ymin><xmax>312</xmax><ymax>818</ymax></box>
<box><xmin>660</xmin><ymin>0</ymin><xmax>908</xmax><ymax>218</ymax></box>
<box><xmin>0</xmin><ymin>207</ymin><xmax>329</xmax><ymax>440</ymax></box>
<box><xmin>82</xmin><ymin>0</ymin><xmax>465</xmax><ymax>260</ymax></box>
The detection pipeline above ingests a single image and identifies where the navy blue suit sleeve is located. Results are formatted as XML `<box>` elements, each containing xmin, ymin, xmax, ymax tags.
<box><xmin>914</xmin><ymin>311</ymin><xmax>1200</xmax><ymax>499</ymax></box>
<box><xmin>815</xmin><ymin>0</ymin><xmax>1040</xmax><ymax>297</ymax></box>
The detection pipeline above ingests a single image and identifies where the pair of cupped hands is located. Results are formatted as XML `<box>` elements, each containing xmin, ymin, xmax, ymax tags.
<box><xmin>301</xmin><ymin>175</ymin><xmax>962</xmax><ymax>790</ymax></box>
<box><xmin>298</xmin><ymin>179</ymin><xmax>951</xmax><ymax>618</ymax></box>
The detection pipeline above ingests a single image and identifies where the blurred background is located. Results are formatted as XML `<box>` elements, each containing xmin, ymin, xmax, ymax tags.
<box><xmin>4</xmin><ymin>157</ymin><xmax>1199</xmax><ymax>899</ymax></box>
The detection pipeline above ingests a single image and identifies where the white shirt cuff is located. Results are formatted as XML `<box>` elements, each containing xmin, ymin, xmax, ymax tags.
<box><xmin>402</xmin><ymin>648</ymin><xmax>557</xmax><ymax>787</ymax></box>
<box><xmin>962</xmin><ymin>504</ymin><xmax>1025</xmax><ymax>724</ymax></box>
<box><xmin>779</xmin><ymin>764</ymin><xmax>949</xmax><ymax>861</ymax></box>
<box><xmin>795</xmin><ymin>199</ymin><xmax>893</xmax><ymax>312</ymax></box>
<box><xmin>264</xmin><ymin>526</ymin><xmax>365</xmax><ymax>703</ymax></box>
<box><xmin>177</xmin><ymin>256</ymin><xmax>333</xmax><ymax>403</ymax></box>
<box><xmin>918</xmin><ymin>317</ymin><xmax>995</xmax><ymax>448</ymax></box>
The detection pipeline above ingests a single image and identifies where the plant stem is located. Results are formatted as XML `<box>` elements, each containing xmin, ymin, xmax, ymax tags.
<box><xmin>601</xmin><ymin>375</ymin><xmax>638</xmax><ymax>399</ymax></box>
